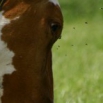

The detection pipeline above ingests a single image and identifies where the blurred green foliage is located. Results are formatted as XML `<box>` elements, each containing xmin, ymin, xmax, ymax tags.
<box><xmin>52</xmin><ymin>0</ymin><xmax>103</xmax><ymax>103</ymax></box>
<box><xmin>59</xmin><ymin>0</ymin><xmax>103</xmax><ymax>22</ymax></box>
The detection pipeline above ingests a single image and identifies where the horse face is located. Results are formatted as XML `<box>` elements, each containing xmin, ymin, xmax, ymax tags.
<box><xmin>0</xmin><ymin>0</ymin><xmax>63</xmax><ymax>103</ymax></box>
<box><xmin>2</xmin><ymin>0</ymin><xmax>63</xmax><ymax>52</ymax></box>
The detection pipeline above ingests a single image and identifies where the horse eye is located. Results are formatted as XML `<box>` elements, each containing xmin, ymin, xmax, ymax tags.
<box><xmin>50</xmin><ymin>23</ymin><xmax>60</xmax><ymax>32</ymax></box>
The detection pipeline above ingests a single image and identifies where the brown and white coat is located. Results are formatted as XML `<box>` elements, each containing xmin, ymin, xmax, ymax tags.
<box><xmin>0</xmin><ymin>0</ymin><xmax>63</xmax><ymax>103</ymax></box>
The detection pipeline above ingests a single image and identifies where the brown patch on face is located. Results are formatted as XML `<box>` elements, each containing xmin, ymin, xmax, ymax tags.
<box><xmin>41</xmin><ymin>18</ymin><xmax>45</xmax><ymax>26</ymax></box>
<box><xmin>3</xmin><ymin>0</ymin><xmax>10</xmax><ymax>6</ymax></box>
<box><xmin>3</xmin><ymin>2</ymin><xmax>30</xmax><ymax>19</ymax></box>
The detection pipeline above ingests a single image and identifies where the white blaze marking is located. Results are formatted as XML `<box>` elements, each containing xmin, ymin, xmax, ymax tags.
<box><xmin>49</xmin><ymin>0</ymin><xmax>60</xmax><ymax>6</ymax></box>
<box><xmin>0</xmin><ymin>12</ymin><xmax>16</xmax><ymax>103</ymax></box>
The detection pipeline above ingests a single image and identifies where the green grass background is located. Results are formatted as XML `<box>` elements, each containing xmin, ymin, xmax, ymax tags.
<box><xmin>52</xmin><ymin>0</ymin><xmax>103</xmax><ymax>103</ymax></box>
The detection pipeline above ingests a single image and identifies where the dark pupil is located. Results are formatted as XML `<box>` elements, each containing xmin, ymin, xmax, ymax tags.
<box><xmin>51</xmin><ymin>23</ymin><xmax>59</xmax><ymax>32</ymax></box>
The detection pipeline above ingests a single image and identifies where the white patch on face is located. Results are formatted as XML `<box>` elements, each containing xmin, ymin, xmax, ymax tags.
<box><xmin>12</xmin><ymin>16</ymin><xmax>20</xmax><ymax>20</ymax></box>
<box><xmin>49</xmin><ymin>0</ymin><xmax>60</xmax><ymax>6</ymax></box>
<box><xmin>0</xmin><ymin>12</ymin><xmax>16</xmax><ymax>103</ymax></box>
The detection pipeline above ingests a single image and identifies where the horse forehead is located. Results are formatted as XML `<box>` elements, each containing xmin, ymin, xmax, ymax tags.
<box><xmin>48</xmin><ymin>0</ymin><xmax>60</xmax><ymax>6</ymax></box>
